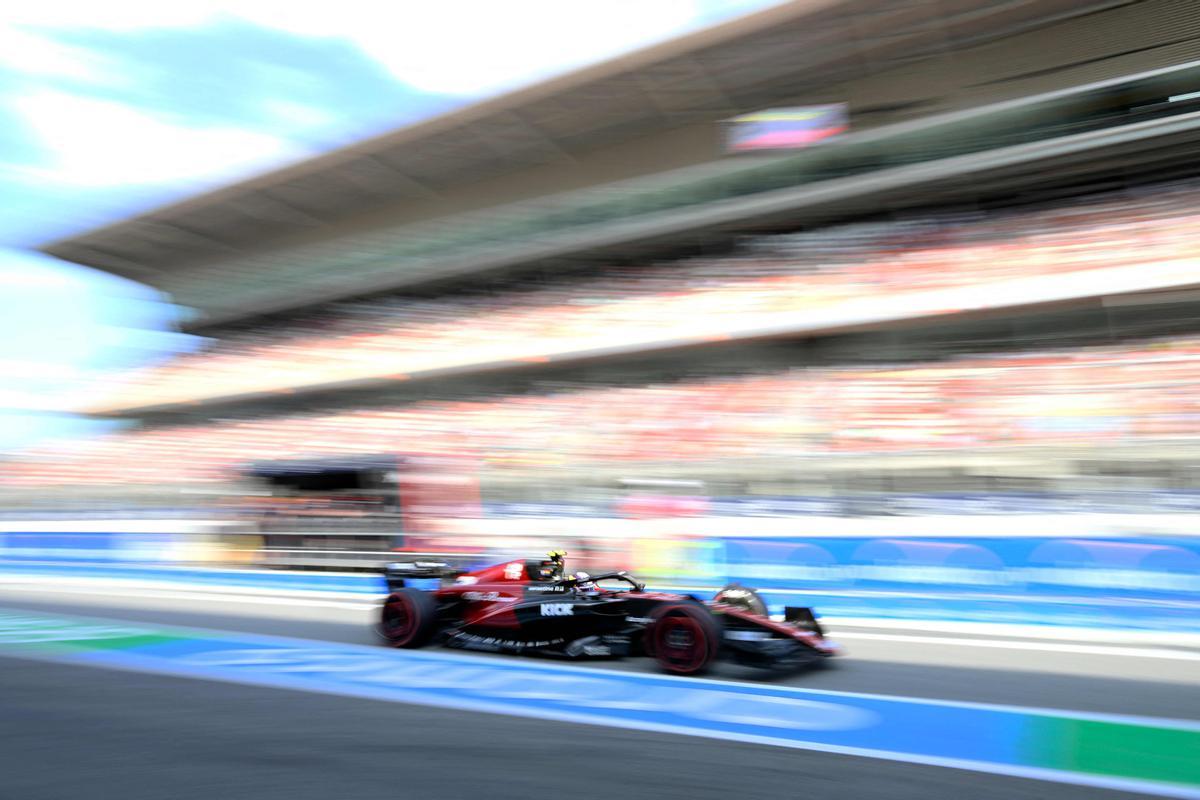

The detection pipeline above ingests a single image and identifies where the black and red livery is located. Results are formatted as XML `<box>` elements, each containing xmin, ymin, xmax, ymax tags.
<box><xmin>377</xmin><ymin>557</ymin><xmax>839</xmax><ymax>675</ymax></box>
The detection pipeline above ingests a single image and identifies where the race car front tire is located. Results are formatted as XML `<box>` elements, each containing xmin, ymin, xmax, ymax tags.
<box><xmin>379</xmin><ymin>588</ymin><xmax>440</xmax><ymax>648</ymax></box>
<box><xmin>712</xmin><ymin>583</ymin><xmax>769</xmax><ymax>617</ymax></box>
<box><xmin>647</xmin><ymin>603</ymin><xmax>722</xmax><ymax>676</ymax></box>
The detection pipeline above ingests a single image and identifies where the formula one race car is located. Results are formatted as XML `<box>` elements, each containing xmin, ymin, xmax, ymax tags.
<box><xmin>377</xmin><ymin>552</ymin><xmax>839</xmax><ymax>676</ymax></box>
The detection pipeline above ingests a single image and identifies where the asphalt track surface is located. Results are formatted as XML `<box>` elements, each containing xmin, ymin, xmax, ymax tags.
<box><xmin>2</xmin><ymin>583</ymin><xmax>1198</xmax><ymax>800</ymax></box>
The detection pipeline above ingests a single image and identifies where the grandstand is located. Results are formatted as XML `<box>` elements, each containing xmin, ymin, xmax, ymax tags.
<box><xmin>11</xmin><ymin>0</ymin><xmax>1200</xmax><ymax>522</ymax></box>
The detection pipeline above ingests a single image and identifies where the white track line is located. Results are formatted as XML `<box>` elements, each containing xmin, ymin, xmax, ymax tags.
<box><xmin>836</xmin><ymin>631</ymin><xmax>1200</xmax><ymax>661</ymax></box>
<box><xmin>0</xmin><ymin>583</ymin><xmax>376</xmax><ymax>611</ymax></box>
<box><xmin>823</xmin><ymin>616</ymin><xmax>1200</xmax><ymax>647</ymax></box>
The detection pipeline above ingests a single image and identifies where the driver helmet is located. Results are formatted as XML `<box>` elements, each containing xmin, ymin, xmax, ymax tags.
<box><xmin>574</xmin><ymin>571</ymin><xmax>597</xmax><ymax>593</ymax></box>
<box><xmin>536</xmin><ymin>549</ymin><xmax>567</xmax><ymax>581</ymax></box>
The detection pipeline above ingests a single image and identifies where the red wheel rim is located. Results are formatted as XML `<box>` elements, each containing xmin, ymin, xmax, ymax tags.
<box><xmin>382</xmin><ymin>596</ymin><xmax>417</xmax><ymax>644</ymax></box>
<box><xmin>654</xmin><ymin>615</ymin><xmax>708</xmax><ymax>673</ymax></box>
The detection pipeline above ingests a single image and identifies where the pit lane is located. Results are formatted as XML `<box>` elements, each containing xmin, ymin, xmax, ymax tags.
<box><xmin>2</xmin><ymin>654</ymin><xmax>1172</xmax><ymax>800</ymax></box>
<box><xmin>1</xmin><ymin>582</ymin><xmax>1197</xmax><ymax>800</ymax></box>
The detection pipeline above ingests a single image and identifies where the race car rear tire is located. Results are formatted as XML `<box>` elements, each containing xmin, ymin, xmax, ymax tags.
<box><xmin>380</xmin><ymin>588</ymin><xmax>439</xmax><ymax>648</ymax></box>
<box><xmin>647</xmin><ymin>603</ymin><xmax>721</xmax><ymax>676</ymax></box>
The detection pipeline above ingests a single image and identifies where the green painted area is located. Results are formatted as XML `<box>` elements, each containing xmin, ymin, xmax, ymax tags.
<box><xmin>1</xmin><ymin>633</ymin><xmax>185</xmax><ymax>656</ymax></box>
<box><xmin>0</xmin><ymin>613</ymin><xmax>188</xmax><ymax>655</ymax></box>
<box><xmin>1071</xmin><ymin>719</ymin><xmax>1200</xmax><ymax>787</ymax></box>
<box><xmin>57</xmin><ymin>633</ymin><xmax>186</xmax><ymax>651</ymax></box>
<box><xmin>1025</xmin><ymin>715</ymin><xmax>1200</xmax><ymax>788</ymax></box>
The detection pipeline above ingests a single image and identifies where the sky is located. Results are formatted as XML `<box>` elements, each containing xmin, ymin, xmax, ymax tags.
<box><xmin>0</xmin><ymin>0</ymin><xmax>782</xmax><ymax>451</ymax></box>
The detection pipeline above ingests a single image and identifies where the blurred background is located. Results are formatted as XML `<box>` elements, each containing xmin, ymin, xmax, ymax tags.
<box><xmin>4</xmin><ymin>0</ymin><xmax>1200</xmax><ymax>630</ymax></box>
<box><xmin>2</xmin><ymin>2</ymin><xmax>1200</xmax><ymax>796</ymax></box>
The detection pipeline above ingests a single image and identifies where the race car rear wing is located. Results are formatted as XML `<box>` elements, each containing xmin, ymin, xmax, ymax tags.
<box><xmin>384</xmin><ymin>560</ymin><xmax>460</xmax><ymax>590</ymax></box>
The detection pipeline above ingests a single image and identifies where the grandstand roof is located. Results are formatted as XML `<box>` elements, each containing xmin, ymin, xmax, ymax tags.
<box><xmin>42</xmin><ymin>0</ymin><xmax>1128</xmax><ymax>281</ymax></box>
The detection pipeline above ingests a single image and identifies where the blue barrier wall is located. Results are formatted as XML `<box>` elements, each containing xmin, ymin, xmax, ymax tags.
<box><xmin>2</xmin><ymin>530</ymin><xmax>1198</xmax><ymax>632</ymax></box>
<box><xmin>715</xmin><ymin>534</ymin><xmax>1200</xmax><ymax>631</ymax></box>
<box><xmin>0</xmin><ymin>532</ymin><xmax>183</xmax><ymax>563</ymax></box>
<box><xmin>720</xmin><ymin>535</ymin><xmax>1200</xmax><ymax>598</ymax></box>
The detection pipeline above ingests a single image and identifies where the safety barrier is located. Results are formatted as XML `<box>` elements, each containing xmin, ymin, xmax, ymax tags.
<box><xmin>2</xmin><ymin>524</ymin><xmax>1198</xmax><ymax>632</ymax></box>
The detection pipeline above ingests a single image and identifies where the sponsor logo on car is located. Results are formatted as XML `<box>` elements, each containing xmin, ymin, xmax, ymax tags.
<box><xmin>540</xmin><ymin>603</ymin><xmax>574</xmax><ymax>617</ymax></box>
<box><xmin>463</xmin><ymin>591</ymin><xmax>506</xmax><ymax>602</ymax></box>
<box><xmin>448</xmin><ymin>632</ymin><xmax>566</xmax><ymax>651</ymax></box>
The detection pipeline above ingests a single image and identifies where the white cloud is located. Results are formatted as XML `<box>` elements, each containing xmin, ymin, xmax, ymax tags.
<box><xmin>1</xmin><ymin>0</ymin><xmax>780</xmax><ymax>190</ymax></box>
<box><xmin>0</xmin><ymin>27</ymin><xmax>124</xmax><ymax>84</ymax></box>
<box><xmin>234</xmin><ymin>0</ymin><xmax>705</xmax><ymax>96</ymax></box>
<box><xmin>0</xmin><ymin>258</ymin><xmax>75</xmax><ymax>290</ymax></box>
<box><xmin>12</xmin><ymin>90</ymin><xmax>310</xmax><ymax>187</ymax></box>
<box><xmin>4</xmin><ymin>2</ymin><xmax>217</xmax><ymax>31</ymax></box>
<box><xmin>263</xmin><ymin>99</ymin><xmax>338</xmax><ymax>130</ymax></box>
<box><xmin>4</xmin><ymin>0</ymin><xmax>779</xmax><ymax>97</ymax></box>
